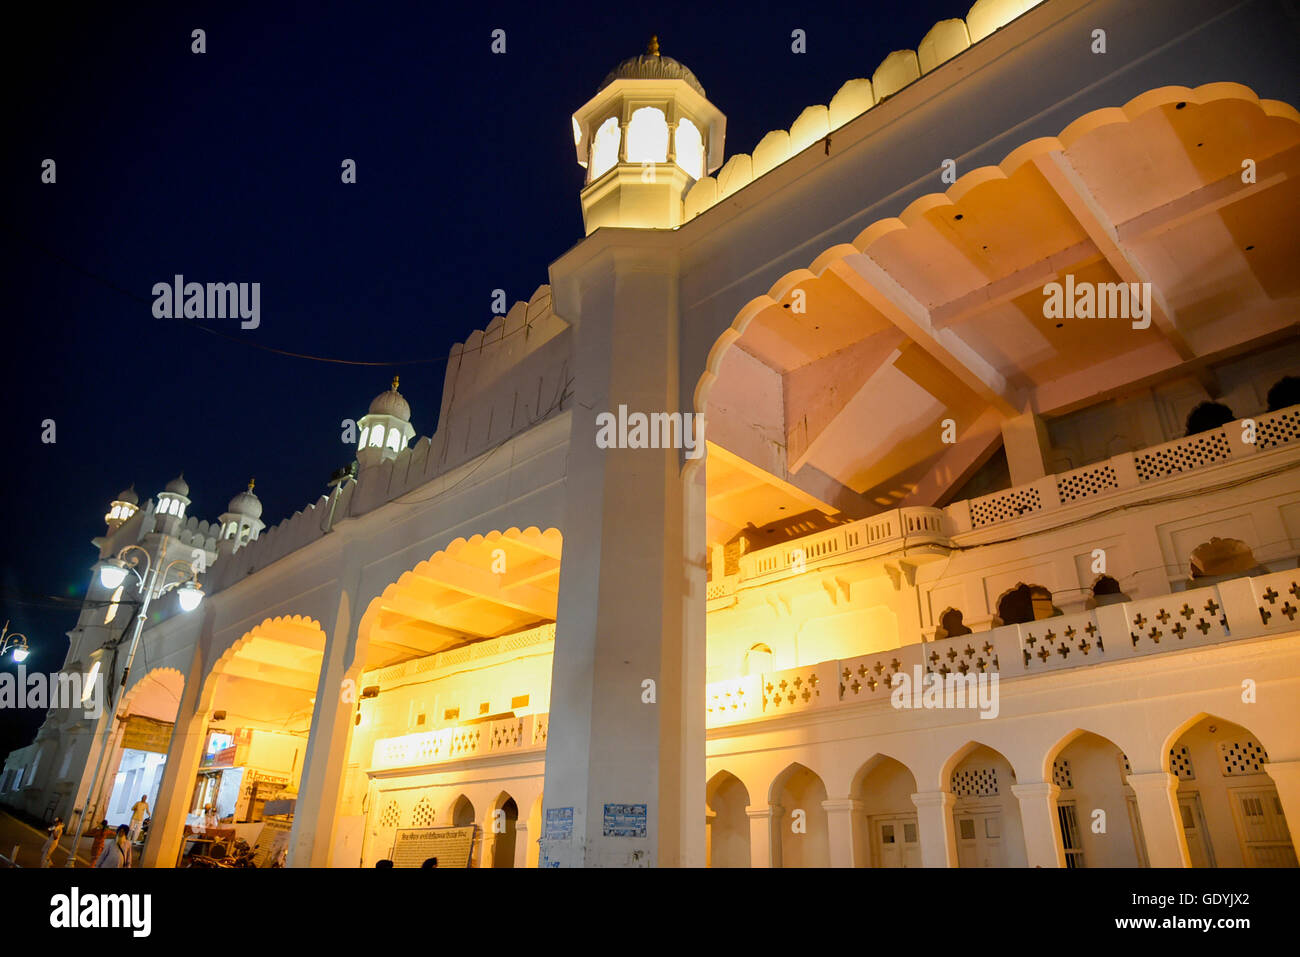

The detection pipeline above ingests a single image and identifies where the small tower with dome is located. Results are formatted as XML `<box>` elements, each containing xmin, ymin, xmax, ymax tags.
<box><xmin>154</xmin><ymin>474</ymin><xmax>191</xmax><ymax>525</ymax></box>
<box><xmin>571</xmin><ymin>35</ymin><xmax>726</xmax><ymax>234</ymax></box>
<box><xmin>218</xmin><ymin>479</ymin><xmax>266</xmax><ymax>547</ymax></box>
<box><xmin>357</xmin><ymin>377</ymin><xmax>415</xmax><ymax>469</ymax></box>
<box><xmin>104</xmin><ymin>484</ymin><xmax>139</xmax><ymax>531</ymax></box>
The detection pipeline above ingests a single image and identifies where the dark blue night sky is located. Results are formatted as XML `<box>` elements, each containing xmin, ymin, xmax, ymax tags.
<box><xmin>2</xmin><ymin>0</ymin><xmax>965</xmax><ymax>758</ymax></box>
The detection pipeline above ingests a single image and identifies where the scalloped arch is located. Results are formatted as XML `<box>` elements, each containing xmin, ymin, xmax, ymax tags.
<box><xmin>693</xmin><ymin>82</ymin><xmax>1299</xmax><ymax>416</ymax></box>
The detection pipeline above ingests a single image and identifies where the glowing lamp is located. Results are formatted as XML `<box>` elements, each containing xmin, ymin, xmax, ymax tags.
<box><xmin>99</xmin><ymin>560</ymin><xmax>129</xmax><ymax>590</ymax></box>
<box><xmin>177</xmin><ymin>582</ymin><xmax>204</xmax><ymax>612</ymax></box>
<box><xmin>11</xmin><ymin>645</ymin><xmax>29</xmax><ymax>663</ymax></box>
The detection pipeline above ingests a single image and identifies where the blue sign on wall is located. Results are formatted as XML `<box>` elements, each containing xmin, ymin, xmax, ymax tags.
<box><xmin>602</xmin><ymin>803</ymin><xmax>647</xmax><ymax>838</ymax></box>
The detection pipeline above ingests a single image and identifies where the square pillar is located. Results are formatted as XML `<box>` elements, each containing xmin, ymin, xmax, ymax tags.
<box><xmin>911</xmin><ymin>790</ymin><xmax>957</xmax><ymax>867</ymax></box>
<box><xmin>747</xmin><ymin>804</ymin><xmax>781</xmax><ymax>868</ymax></box>
<box><xmin>1011</xmin><ymin>782</ymin><xmax>1066</xmax><ymax>868</ymax></box>
<box><xmin>1126</xmin><ymin>771</ymin><xmax>1192</xmax><ymax>867</ymax></box>
<box><xmin>289</xmin><ymin>588</ymin><xmax>361</xmax><ymax>867</ymax></box>
<box><xmin>513</xmin><ymin>822</ymin><xmax>530</xmax><ymax>869</ymax></box>
<box><xmin>1262</xmin><ymin>760</ymin><xmax>1300</xmax><ymax>858</ymax></box>
<box><xmin>543</xmin><ymin>240</ymin><xmax>704</xmax><ymax>867</ymax></box>
<box><xmin>822</xmin><ymin>798</ymin><xmax>864</xmax><ymax>867</ymax></box>
<box><xmin>1001</xmin><ymin>411</ymin><xmax>1050</xmax><ymax>487</ymax></box>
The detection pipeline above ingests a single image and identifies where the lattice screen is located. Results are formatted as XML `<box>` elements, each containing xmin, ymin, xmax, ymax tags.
<box><xmin>411</xmin><ymin>797</ymin><xmax>436</xmax><ymax>827</ymax></box>
<box><xmin>952</xmin><ymin>766</ymin><xmax>998</xmax><ymax>798</ymax></box>
<box><xmin>1052</xmin><ymin>759</ymin><xmax>1073</xmax><ymax>789</ymax></box>
<box><xmin>379</xmin><ymin>800</ymin><xmax>401</xmax><ymax>828</ymax></box>
<box><xmin>1169</xmin><ymin>746</ymin><xmax>1195</xmax><ymax>780</ymax></box>
<box><xmin>970</xmin><ymin>487</ymin><xmax>1042</xmax><ymax>528</ymax></box>
<box><xmin>1134</xmin><ymin>431</ymin><xmax>1230</xmax><ymax>482</ymax></box>
<box><xmin>1256</xmin><ymin>407</ymin><xmax>1300</xmax><ymax>450</ymax></box>
<box><xmin>1057</xmin><ymin>463</ymin><xmax>1119</xmax><ymax>504</ymax></box>
<box><xmin>1219</xmin><ymin>739</ymin><xmax>1269</xmax><ymax>776</ymax></box>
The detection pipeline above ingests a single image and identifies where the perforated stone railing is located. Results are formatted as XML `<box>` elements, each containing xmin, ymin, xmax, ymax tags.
<box><xmin>705</xmin><ymin>568</ymin><xmax>1300</xmax><ymax>728</ymax></box>
<box><xmin>945</xmin><ymin>405</ymin><xmax>1300</xmax><ymax>535</ymax></box>
<box><xmin>370</xmin><ymin>712</ymin><xmax>548</xmax><ymax>771</ymax></box>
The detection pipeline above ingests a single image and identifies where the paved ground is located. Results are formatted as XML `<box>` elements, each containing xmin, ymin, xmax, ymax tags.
<box><xmin>0</xmin><ymin>810</ymin><xmax>96</xmax><ymax>868</ymax></box>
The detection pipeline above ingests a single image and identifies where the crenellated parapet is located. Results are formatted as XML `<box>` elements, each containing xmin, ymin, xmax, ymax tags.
<box><xmin>684</xmin><ymin>0</ymin><xmax>1044</xmax><ymax>222</ymax></box>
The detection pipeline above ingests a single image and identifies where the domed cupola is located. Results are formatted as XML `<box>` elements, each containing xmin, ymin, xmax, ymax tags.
<box><xmin>357</xmin><ymin>376</ymin><xmax>416</xmax><ymax>469</ymax></box>
<box><xmin>218</xmin><ymin>478</ymin><xmax>265</xmax><ymax>547</ymax></box>
<box><xmin>571</xmin><ymin>35</ymin><xmax>726</xmax><ymax>234</ymax></box>
<box><xmin>155</xmin><ymin>473</ymin><xmax>191</xmax><ymax>520</ymax></box>
<box><xmin>104</xmin><ymin>484</ymin><xmax>139</xmax><ymax>529</ymax></box>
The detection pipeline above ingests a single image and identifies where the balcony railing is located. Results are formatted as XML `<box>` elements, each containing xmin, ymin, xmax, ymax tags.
<box><xmin>370</xmin><ymin>712</ymin><xmax>549</xmax><ymax>771</ymax></box>
<box><xmin>707</xmin><ymin>404</ymin><xmax>1300</xmax><ymax>602</ymax></box>
<box><xmin>706</xmin><ymin>567</ymin><xmax>1300</xmax><ymax>727</ymax></box>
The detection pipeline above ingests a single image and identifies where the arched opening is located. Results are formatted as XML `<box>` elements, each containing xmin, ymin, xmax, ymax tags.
<box><xmin>1046</xmin><ymin>731</ymin><xmax>1143</xmax><ymax>867</ymax></box>
<box><xmin>1166</xmin><ymin>716</ymin><xmax>1296</xmax><ymax>867</ymax></box>
<box><xmin>348</xmin><ymin>526</ymin><xmax>562</xmax><ymax>870</ymax></box>
<box><xmin>589</xmin><ymin>116</ymin><xmax>620</xmax><ymax>180</ymax></box>
<box><xmin>996</xmin><ymin>583</ymin><xmax>1059</xmax><ymax>626</ymax></box>
<box><xmin>770</xmin><ymin>762</ymin><xmax>830</xmax><ymax>867</ymax></box>
<box><xmin>89</xmin><ymin>668</ymin><xmax>185</xmax><ymax>841</ymax></box>
<box><xmin>178</xmin><ymin>616</ymin><xmax>327</xmax><ymax>866</ymax></box>
<box><xmin>853</xmin><ymin>755</ymin><xmax>920</xmax><ymax>867</ymax></box>
<box><xmin>626</xmin><ymin>106</ymin><xmax>668</xmax><ymax>164</ymax></box>
<box><xmin>934</xmin><ymin>608</ymin><xmax>972</xmax><ymax>639</ymax></box>
<box><xmin>1188</xmin><ymin>537</ymin><xmax>1264</xmax><ymax>585</ymax></box>
<box><xmin>674</xmin><ymin>116</ymin><xmax>705</xmax><ymax>179</ymax></box>
<box><xmin>706</xmin><ymin>770</ymin><xmax>750</xmax><ymax>867</ymax></box>
<box><xmin>452</xmin><ymin>794</ymin><xmax>475</xmax><ymax>828</ymax></box>
<box><xmin>945</xmin><ymin>743</ymin><xmax>1027</xmax><ymax>867</ymax></box>
<box><xmin>744</xmin><ymin>643</ymin><xmax>773</xmax><ymax>676</ymax></box>
<box><xmin>1086</xmin><ymin>575</ymin><xmax>1129</xmax><ymax>608</ymax></box>
<box><xmin>491</xmin><ymin>794</ymin><xmax>519</xmax><ymax>868</ymax></box>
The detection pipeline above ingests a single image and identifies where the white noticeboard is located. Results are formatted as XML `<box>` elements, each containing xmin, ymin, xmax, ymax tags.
<box><xmin>252</xmin><ymin>818</ymin><xmax>293</xmax><ymax>867</ymax></box>
<box><xmin>392</xmin><ymin>826</ymin><xmax>478</xmax><ymax>868</ymax></box>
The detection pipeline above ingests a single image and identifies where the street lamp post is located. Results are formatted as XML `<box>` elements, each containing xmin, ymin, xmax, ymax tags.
<box><xmin>0</xmin><ymin>621</ymin><xmax>31</xmax><ymax>662</ymax></box>
<box><xmin>64</xmin><ymin>533</ymin><xmax>204</xmax><ymax>867</ymax></box>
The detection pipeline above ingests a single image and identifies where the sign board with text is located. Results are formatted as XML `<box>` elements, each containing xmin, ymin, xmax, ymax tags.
<box><xmin>392</xmin><ymin>826</ymin><xmax>477</xmax><ymax>868</ymax></box>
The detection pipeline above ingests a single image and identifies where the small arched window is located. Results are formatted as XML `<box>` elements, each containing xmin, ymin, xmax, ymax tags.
<box><xmin>104</xmin><ymin>585</ymin><xmax>124</xmax><ymax>624</ymax></box>
<box><xmin>359</xmin><ymin>426</ymin><xmax>370</xmax><ymax>449</ymax></box>
<box><xmin>674</xmin><ymin>117</ymin><xmax>704</xmax><ymax>180</ymax></box>
<box><xmin>386</xmin><ymin>428</ymin><xmax>401</xmax><ymax>452</ymax></box>
<box><xmin>744</xmin><ymin>643</ymin><xmax>774</xmax><ymax>676</ymax></box>
<box><xmin>590</xmin><ymin>117</ymin><xmax>621</xmax><ymax>180</ymax></box>
<box><xmin>369</xmin><ymin>424</ymin><xmax>386</xmax><ymax>448</ymax></box>
<box><xmin>626</xmin><ymin>107</ymin><xmax>668</xmax><ymax>164</ymax></box>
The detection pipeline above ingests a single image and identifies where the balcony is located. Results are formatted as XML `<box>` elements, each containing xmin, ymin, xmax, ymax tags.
<box><xmin>707</xmin><ymin>403</ymin><xmax>1300</xmax><ymax>604</ymax></box>
<box><xmin>706</xmin><ymin>566</ymin><xmax>1300</xmax><ymax>728</ymax></box>
<box><xmin>370</xmin><ymin>712</ymin><xmax>549</xmax><ymax>772</ymax></box>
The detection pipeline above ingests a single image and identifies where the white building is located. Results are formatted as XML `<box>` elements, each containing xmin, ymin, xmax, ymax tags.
<box><xmin>4</xmin><ymin>0</ymin><xmax>1299</xmax><ymax>869</ymax></box>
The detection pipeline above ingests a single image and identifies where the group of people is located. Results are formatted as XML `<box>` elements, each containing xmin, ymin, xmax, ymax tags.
<box><xmin>36</xmin><ymin>795</ymin><xmax>151</xmax><ymax>868</ymax></box>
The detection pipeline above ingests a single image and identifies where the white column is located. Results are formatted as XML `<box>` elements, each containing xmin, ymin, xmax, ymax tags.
<box><xmin>543</xmin><ymin>244</ymin><xmax>698</xmax><ymax>867</ymax></box>
<box><xmin>140</xmin><ymin>646</ymin><xmax>208</xmax><ymax>868</ymax></box>
<box><xmin>1001</xmin><ymin>411</ymin><xmax>1050</xmax><ymax>486</ymax></box>
<box><xmin>289</xmin><ymin>585</ymin><xmax>363</xmax><ymax>868</ymax></box>
<box><xmin>1126</xmin><ymin>771</ymin><xmax>1191</xmax><ymax>867</ymax></box>
<box><xmin>747</xmin><ymin>804</ymin><xmax>781</xmax><ymax>868</ymax></box>
<box><xmin>822</xmin><ymin>798</ymin><xmax>863</xmax><ymax>867</ymax></box>
<box><xmin>1011</xmin><ymin>782</ymin><xmax>1066</xmax><ymax>868</ymax></box>
<box><xmin>911</xmin><ymin>790</ymin><xmax>957</xmax><ymax>868</ymax></box>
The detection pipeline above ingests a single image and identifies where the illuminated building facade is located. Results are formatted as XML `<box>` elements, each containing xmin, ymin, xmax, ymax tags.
<box><xmin>5</xmin><ymin>0</ymin><xmax>1300</xmax><ymax>868</ymax></box>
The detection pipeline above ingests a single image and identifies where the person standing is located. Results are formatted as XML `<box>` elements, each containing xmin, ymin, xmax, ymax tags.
<box><xmin>129</xmin><ymin>796</ymin><xmax>149</xmax><ymax>842</ymax></box>
<box><xmin>95</xmin><ymin>824</ymin><xmax>132</xmax><ymax>868</ymax></box>
<box><xmin>38</xmin><ymin>817</ymin><xmax>64</xmax><ymax>868</ymax></box>
<box><xmin>89</xmin><ymin>819</ymin><xmax>110</xmax><ymax>866</ymax></box>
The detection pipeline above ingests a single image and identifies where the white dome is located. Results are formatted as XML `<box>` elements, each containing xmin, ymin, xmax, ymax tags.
<box><xmin>115</xmin><ymin>484</ymin><xmax>138</xmax><ymax>506</ymax></box>
<box><xmin>226</xmin><ymin>480</ymin><xmax>262</xmax><ymax>519</ymax></box>
<box><xmin>369</xmin><ymin>376</ymin><xmax>411</xmax><ymax>421</ymax></box>
<box><xmin>164</xmin><ymin>474</ymin><xmax>189</xmax><ymax>497</ymax></box>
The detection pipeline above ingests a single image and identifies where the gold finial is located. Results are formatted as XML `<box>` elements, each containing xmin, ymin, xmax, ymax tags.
<box><xmin>391</xmin><ymin>375</ymin><xmax>400</xmax><ymax>391</ymax></box>
<box><xmin>248</xmin><ymin>478</ymin><xmax>255</xmax><ymax>492</ymax></box>
<box><xmin>647</xmin><ymin>35</ymin><xmax>660</xmax><ymax>57</ymax></box>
